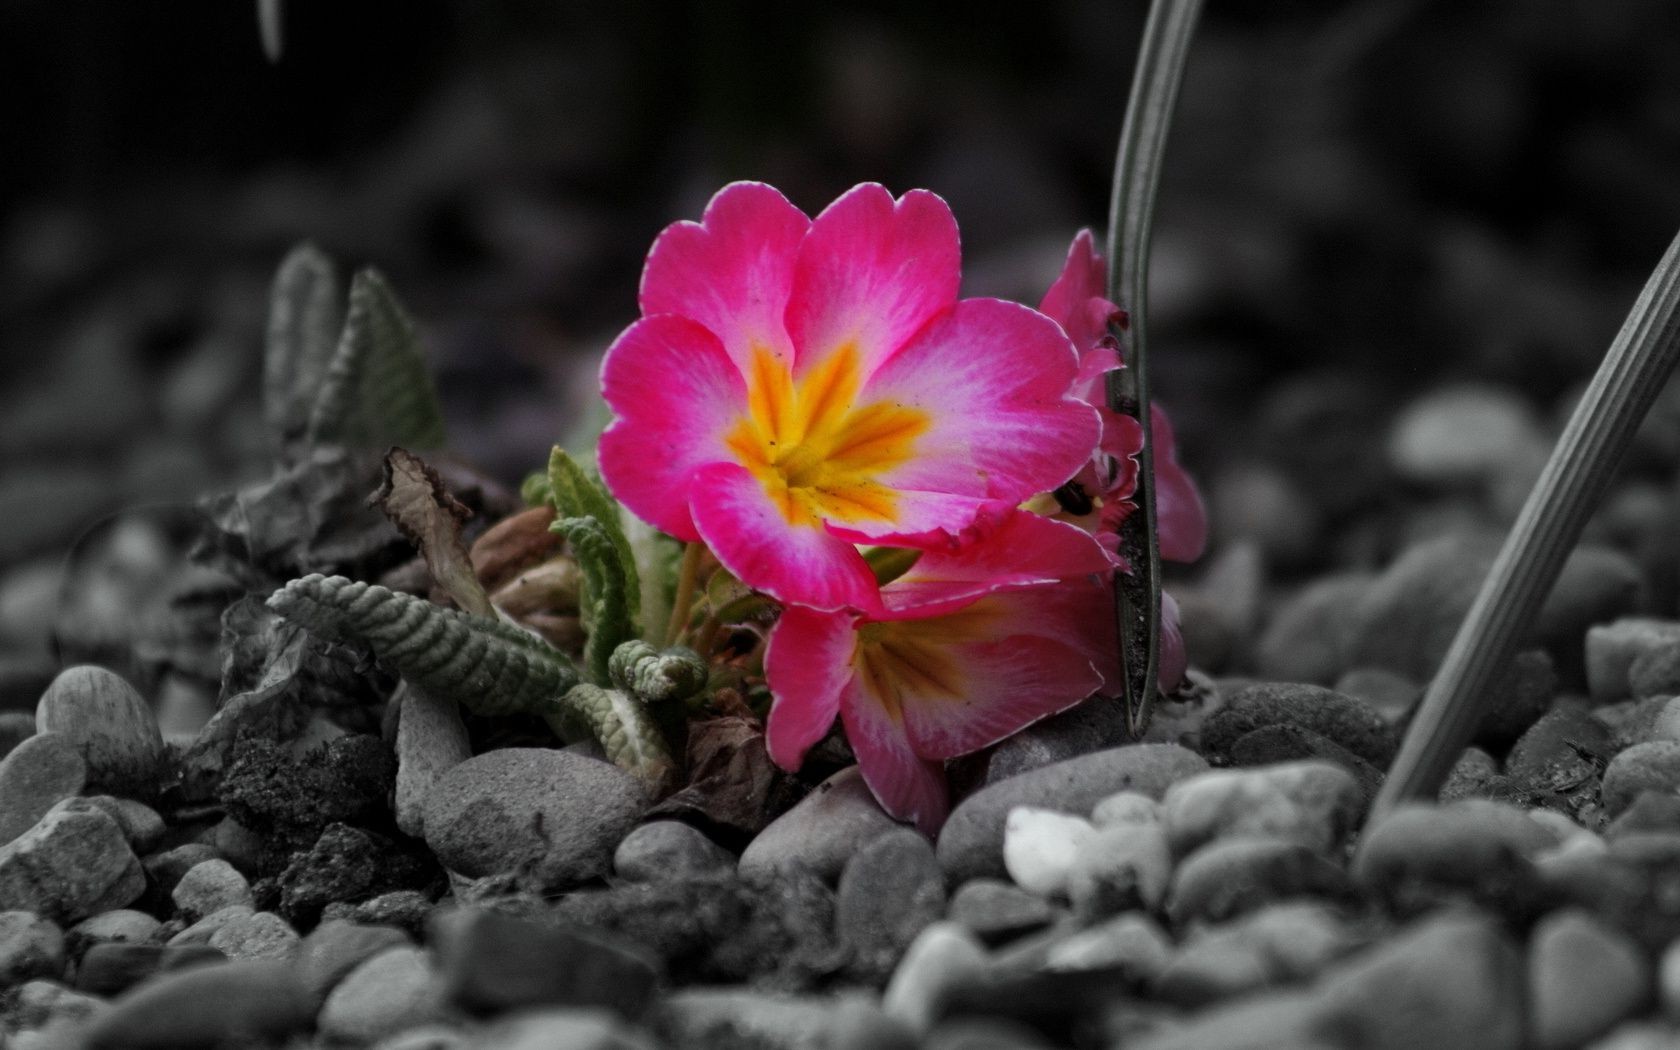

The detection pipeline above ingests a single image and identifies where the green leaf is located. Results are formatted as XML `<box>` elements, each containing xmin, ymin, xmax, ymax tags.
<box><xmin>623</xmin><ymin>513</ymin><xmax>680</xmax><ymax>646</ymax></box>
<box><xmin>267</xmin><ymin>574</ymin><xmax>578</xmax><ymax>720</ymax></box>
<box><xmin>307</xmin><ymin>269</ymin><xmax>447</xmax><ymax>451</ymax></box>
<box><xmin>545</xmin><ymin>448</ymin><xmax>638</xmax><ymax>618</ymax></box>
<box><xmin>551</xmin><ymin>683</ymin><xmax>677</xmax><ymax>795</ymax></box>
<box><xmin>552</xmin><ymin>515</ymin><xmax>635</xmax><ymax>687</ymax></box>
<box><xmin>608</xmin><ymin>640</ymin><xmax>708</xmax><ymax>704</ymax></box>
<box><xmin>520</xmin><ymin>470</ymin><xmax>552</xmax><ymax>508</ymax></box>
<box><xmin>264</xmin><ymin>244</ymin><xmax>344</xmax><ymax>453</ymax></box>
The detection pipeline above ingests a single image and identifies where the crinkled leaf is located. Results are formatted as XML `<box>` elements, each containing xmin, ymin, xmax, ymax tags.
<box><xmin>307</xmin><ymin>269</ymin><xmax>446</xmax><ymax>451</ymax></box>
<box><xmin>607</xmin><ymin>640</ymin><xmax>708</xmax><ymax>704</ymax></box>
<box><xmin>373</xmin><ymin>448</ymin><xmax>492</xmax><ymax>617</ymax></box>
<box><xmin>520</xmin><ymin>470</ymin><xmax>551</xmax><ymax>508</ymax></box>
<box><xmin>267</xmin><ymin>573</ymin><xmax>579</xmax><ymax>720</ymax></box>
<box><xmin>264</xmin><ymin>244</ymin><xmax>343</xmax><ymax>455</ymax></box>
<box><xmin>552</xmin><ymin>683</ymin><xmax>677</xmax><ymax>796</ymax></box>
<box><xmin>546</xmin><ymin>447</ymin><xmax>638</xmax><ymax>621</ymax></box>
<box><xmin>552</xmin><ymin>515</ymin><xmax>634</xmax><ymax>687</ymax></box>
<box><xmin>624</xmin><ymin>512</ymin><xmax>681</xmax><ymax>647</ymax></box>
<box><xmin>647</xmin><ymin>716</ymin><xmax>800</xmax><ymax>840</ymax></box>
<box><xmin>470</xmin><ymin>506</ymin><xmax>562</xmax><ymax>595</ymax></box>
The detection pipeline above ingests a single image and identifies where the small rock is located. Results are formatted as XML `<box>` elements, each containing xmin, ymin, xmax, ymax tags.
<box><xmin>66</xmin><ymin>909</ymin><xmax>160</xmax><ymax>956</ymax></box>
<box><xmin>1608</xmin><ymin>792</ymin><xmax>1680</xmax><ymax>839</ymax></box>
<box><xmin>319</xmin><ymin>945</ymin><xmax>442</xmax><ymax>1045</ymax></box>
<box><xmin>1388</xmin><ymin>383</ymin><xmax>1547</xmax><ymax>489</ymax></box>
<box><xmin>206</xmin><ymin>910</ymin><xmax>299</xmax><ymax>962</ymax></box>
<box><xmin>330</xmin><ymin>889</ymin><xmax>435</xmax><ymax>938</ymax></box>
<box><xmin>881</xmin><ymin>922</ymin><xmax>988</xmax><ymax>1035</ymax></box>
<box><xmin>393</xmin><ymin>685</ymin><xmax>471</xmax><ymax>838</ymax></box>
<box><xmin>1630</xmin><ymin>648</ymin><xmax>1680</xmax><ymax>700</ymax></box>
<box><xmin>168</xmin><ymin>904</ymin><xmax>253</xmax><ymax>945</ymax></box>
<box><xmin>277</xmin><ymin>822</ymin><xmax>433</xmax><ymax>927</ymax></box>
<box><xmin>0</xmin><ymin>910</ymin><xmax>65</xmax><ymax>984</ymax></box>
<box><xmin>1353</xmin><ymin>801</ymin><xmax>1552</xmax><ymax>916</ymax></box>
<box><xmin>1658</xmin><ymin>937</ymin><xmax>1680</xmax><ymax>1019</ymax></box>
<box><xmin>946</xmin><ymin>878</ymin><xmax>1057</xmax><ymax>945</ymax></box>
<box><xmin>0</xmin><ymin>710</ymin><xmax>37</xmax><ymax>759</ymax></box>
<box><xmin>1530</xmin><ymin>908</ymin><xmax>1651</xmax><ymax>1050</ymax></box>
<box><xmin>1587</xmin><ymin>619</ymin><xmax>1680</xmax><ymax>702</ymax></box>
<box><xmin>1159</xmin><ymin>761</ymin><xmax>1363</xmax><ymax>857</ymax></box>
<box><xmin>657</xmin><ymin>988</ymin><xmax>835</xmax><ymax>1050</ymax></box>
<box><xmin>1003</xmin><ymin>808</ymin><xmax>1094</xmax><ymax>898</ymax></box>
<box><xmin>424</xmin><ymin>748</ymin><xmax>647</xmax><ymax>892</ymax></box>
<box><xmin>836</xmin><ymin>828</ymin><xmax>946</xmax><ymax>980</ymax></box>
<box><xmin>369</xmin><ymin>1025</ymin><xmax>469</xmax><ymax>1050</ymax></box>
<box><xmin>1166</xmin><ymin>837</ymin><xmax>1355</xmax><ymax>925</ymax></box>
<box><xmin>81</xmin><ymin>797</ymin><xmax>165</xmax><ymax>854</ymax></box>
<box><xmin>1066</xmin><ymin>822</ymin><xmax>1173</xmax><ymax>917</ymax></box>
<box><xmin>0</xmin><ymin>798</ymin><xmax>144</xmax><ymax>923</ymax></box>
<box><xmin>1225</xmin><ymin>725</ymin><xmax>1384</xmax><ymax>801</ymax></box>
<box><xmin>1439</xmin><ymin>747</ymin><xmax>1503</xmax><ymax>802</ymax></box>
<box><xmin>1332</xmin><ymin>667</ymin><xmax>1418</xmax><ymax>725</ymax></box>
<box><xmin>9</xmin><ymin>977</ymin><xmax>105</xmax><ymax>1032</ymax></box>
<box><xmin>1202</xmin><ymin>684</ymin><xmax>1393</xmax><ymax>767</ymax></box>
<box><xmin>73</xmin><ymin>943</ymin><xmax>225</xmax><ymax>997</ymax></box>
<box><xmin>1315</xmin><ymin>910</ymin><xmax>1524</xmax><ymax>1050</ymax></box>
<box><xmin>1253</xmin><ymin>572</ymin><xmax>1372</xmax><ymax>685</ymax></box>
<box><xmin>738</xmin><ymin>766</ymin><xmax>904</xmax><ymax>883</ymax></box>
<box><xmin>1125</xmin><ymin>989</ymin><xmax>1326</xmax><ymax>1050</ymax></box>
<box><xmin>1604</xmin><ymin>742</ymin><xmax>1680</xmax><ymax>816</ymax></box>
<box><xmin>472</xmin><ymin>1007</ymin><xmax>655</xmax><ymax>1050</ymax></box>
<box><xmin>1156</xmin><ymin>902</ymin><xmax>1359</xmax><ymax>1007</ymax></box>
<box><xmin>923</xmin><ymin>1017</ymin><xmax>1058</xmax><ymax>1050</ymax></box>
<box><xmin>432</xmin><ymin>906</ymin><xmax>660</xmax><ymax>1018</ymax></box>
<box><xmin>984</xmin><ymin>698</ymin><xmax>1127</xmax><ymax>784</ymax></box>
<box><xmin>1506</xmin><ymin>707</ymin><xmax>1614</xmax><ymax>794</ymax></box>
<box><xmin>1586</xmin><ymin>1021</ymin><xmax>1680</xmax><ymax>1050</ymax></box>
<box><xmin>171</xmin><ymin>859</ymin><xmax>252</xmax><ymax>921</ymax></box>
<box><xmin>936</xmin><ymin>744</ymin><xmax>1207</xmax><ymax>883</ymax></box>
<box><xmin>35</xmin><ymin>665</ymin><xmax>165</xmax><ymax>798</ymax></box>
<box><xmin>1042</xmin><ymin>912</ymin><xmax>1173</xmax><ymax>983</ymax></box>
<box><xmin>1645</xmin><ymin>696</ymin><xmax>1680</xmax><ymax>744</ymax></box>
<box><xmin>294</xmin><ymin>919</ymin><xmax>412</xmax><ymax>1008</ymax></box>
<box><xmin>822</xmin><ymin>996</ymin><xmax>920</xmax><ymax>1050</ymax></box>
<box><xmin>1091</xmin><ymin>792</ymin><xmax>1160</xmax><ymax>827</ymax></box>
<box><xmin>614</xmin><ymin>821</ymin><xmax>735</xmax><ymax>882</ymax></box>
<box><xmin>0</xmin><ymin>732</ymin><xmax>86</xmax><ymax>844</ymax></box>
<box><xmin>1475</xmin><ymin>649</ymin><xmax>1559</xmax><ymax>749</ymax></box>
<box><xmin>83</xmin><ymin>958</ymin><xmax>313</xmax><ymax>1050</ymax></box>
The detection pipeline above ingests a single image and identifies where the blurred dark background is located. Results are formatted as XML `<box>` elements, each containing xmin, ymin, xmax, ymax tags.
<box><xmin>4</xmin><ymin>0</ymin><xmax>1680</xmax><ymax>590</ymax></box>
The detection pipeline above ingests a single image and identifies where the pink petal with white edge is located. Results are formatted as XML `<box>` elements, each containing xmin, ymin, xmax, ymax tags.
<box><xmin>688</xmin><ymin>461</ymin><xmax>882</xmax><ymax>614</ymax></box>
<box><xmin>877</xmin><ymin>506</ymin><xmax>1116</xmax><ymax>619</ymax></box>
<box><xmin>1158</xmin><ymin>590</ymin><xmax>1189</xmax><ymax>692</ymax></box>
<box><xmin>763</xmin><ymin>606</ymin><xmax>855</xmax><ymax>771</ymax></box>
<box><xmin>598</xmin><ymin>316</ymin><xmax>746</xmax><ymax>542</ymax></box>
<box><xmin>858</xmin><ymin>299</ymin><xmax>1099</xmax><ymax>530</ymax></box>
<box><xmin>639</xmin><ymin>182</ymin><xmax>810</xmax><ymax>372</ymax></box>
<box><xmin>891</xmin><ymin>582</ymin><xmax>1112</xmax><ymax>761</ymax></box>
<box><xmin>786</xmin><ymin>184</ymin><xmax>960</xmax><ymax>378</ymax></box>
<box><xmin>838</xmin><ymin>678</ymin><xmax>949</xmax><ymax>834</ymax></box>
<box><xmin>1151</xmin><ymin>405</ymin><xmax>1208</xmax><ymax>563</ymax></box>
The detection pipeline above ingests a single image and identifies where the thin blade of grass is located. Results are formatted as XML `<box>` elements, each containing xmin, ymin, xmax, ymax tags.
<box><xmin>1104</xmin><ymin>0</ymin><xmax>1205</xmax><ymax>736</ymax></box>
<box><xmin>1371</xmin><ymin>226</ymin><xmax>1680</xmax><ymax>820</ymax></box>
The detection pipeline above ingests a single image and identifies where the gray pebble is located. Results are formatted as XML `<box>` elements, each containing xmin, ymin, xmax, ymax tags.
<box><xmin>983</xmin><ymin>698</ymin><xmax>1127</xmax><ymax>784</ymax></box>
<box><xmin>1253</xmin><ymin>572</ymin><xmax>1371</xmax><ymax>685</ymax></box>
<box><xmin>0</xmin><ymin>798</ymin><xmax>144</xmax><ymax>923</ymax></box>
<box><xmin>1388</xmin><ymin>383</ymin><xmax>1547</xmax><ymax>489</ymax></box>
<box><xmin>82</xmin><ymin>958</ymin><xmax>314</xmax><ymax>1050</ymax></box>
<box><xmin>1166</xmin><ymin>837</ymin><xmax>1355</xmax><ymax>925</ymax></box>
<box><xmin>471</xmin><ymin>1007</ymin><xmax>655</xmax><ymax>1050</ymax></box>
<box><xmin>9</xmin><ymin>977</ymin><xmax>104</xmax><ymax>1033</ymax></box>
<box><xmin>141</xmin><ymin>843</ymin><xmax>220</xmax><ymax>899</ymax></box>
<box><xmin>0</xmin><ymin>732</ymin><xmax>86</xmax><ymax>845</ymax></box>
<box><xmin>424</xmin><ymin>747</ymin><xmax>647</xmax><ymax>892</ymax></box>
<box><xmin>0</xmin><ymin>710</ymin><xmax>37</xmax><ymax>760</ymax></box>
<box><xmin>36</xmin><ymin>665</ymin><xmax>165</xmax><ymax>799</ymax></box>
<box><xmin>946</xmin><ymin>878</ymin><xmax>1056</xmax><ymax>946</ymax></box>
<box><xmin>1332</xmin><ymin>667</ymin><xmax>1419</xmax><ymax>725</ymax></box>
<box><xmin>1225</xmin><ymin>724</ymin><xmax>1384</xmax><ymax>802</ymax></box>
<box><xmin>67</xmin><ymin>909</ymin><xmax>160</xmax><ymax>954</ymax></box>
<box><xmin>171</xmin><ymin>859</ymin><xmax>252</xmax><ymax>921</ymax></box>
<box><xmin>1353</xmin><ymin>801</ymin><xmax>1553</xmax><ymax>915</ymax></box>
<box><xmin>881</xmin><ymin>921</ymin><xmax>988</xmax><ymax>1035</ymax></box>
<box><xmin>1630</xmin><ymin>647</ymin><xmax>1680</xmax><ymax>700</ymax></box>
<box><xmin>936</xmin><ymin>744</ymin><xmax>1207</xmax><ymax>884</ymax></box>
<box><xmin>1001</xmin><ymin>807</ymin><xmax>1092</xmax><ymax>898</ymax></box>
<box><xmin>295</xmin><ymin>919</ymin><xmax>412</xmax><ymax>1008</ymax></box>
<box><xmin>167</xmin><ymin>904</ymin><xmax>252</xmax><ymax>947</ymax></box>
<box><xmin>1066</xmin><ymin>821</ymin><xmax>1173</xmax><ymax>917</ymax></box>
<box><xmin>369</xmin><ymin>1025</ymin><xmax>469</xmax><ymax>1050</ymax></box>
<box><xmin>1587</xmin><ymin>618</ymin><xmax>1680</xmax><ymax>702</ymax></box>
<box><xmin>613</xmin><ymin>821</ymin><xmax>735</xmax><ymax>882</ymax></box>
<box><xmin>1156</xmin><ymin>902</ymin><xmax>1358</xmax><ymax>1007</ymax></box>
<box><xmin>319</xmin><ymin>945</ymin><xmax>442</xmax><ymax>1045</ymax></box>
<box><xmin>1529</xmin><ymin>908</ymin><xmax>1650</xmax><ymax>1050</ymax></box>
<box><xmin>1042</xmin><ymin>912</ymin><xmax>1173</xmax><ymax>983</ymax></box>
<box><xmin>0</xmin><ymin>910</ymin><xmax>65</xmax><ymax>984</ymax></box>
<box><xmin>659</xmin><ymin>988</ymin><xmax>836</xmax><ymax>1050</ymax></box>
<box><xmin>739</xmin><ymin>766</ymin><xmax>904</xmax><ymax>883</ymax></box>
<box><xmin>836</xmin><ymin>827</ymin><xmax>946</xmax><ymax>980</ymax></box>
<box><xmin>822</xmin><ymin>996</ymin><xmax>920</xmax><ymax>1050</ymax></box>
<box><xmin>1603</xmin><ymin>741</ymin><xmax>1680</xmax><ymax>817</ymax></box>
<box><xmin>1159</xmin><ymin>761</ymin><xmax>1363</xmax><ymax>857</ymax></box>
<box><xmin>1125</xmin><ymin>989</ymin><xmax>1324</xmax><ymax>1050</ymax></box>
<box><xmin>394</xmin><ymin>685</ymin><xmax>471</xmax><ymax>839</ymax></box>
<box><xmin>1202</xmin><ymin>683</ymin><xmax>1393</xmax><ymax>767</ymax></box>
<box><xmin>82</xmin><ymin>797</ymin><xmax>165</xmax><ymax>855</ymax></box>
<box><xmin>205</xmin><ymin>910</ymin><xmax>299</xmax><ymax>962</ymax></box>
<box><xmin>72</xmin><ymin>942</ymin><xmax>225</xmax><ymax>997</ymax></box>
<box><xmin>1506</xmin><ymin>707</ymin><xmax>1614</xmax><ymax>794</ymax></box>
<box><xmin>431</xmin><ymin>906</ymin><xmax>659</xmax><ymax>1018</ymax></box>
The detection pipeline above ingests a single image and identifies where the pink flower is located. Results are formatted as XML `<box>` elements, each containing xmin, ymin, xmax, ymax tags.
<box><xmin>764</xmin><ymin>508</ymin><xmax>1120</xmax><ymax>833</ymax></box>
<box><xmin>598</xmin><ymin>183</ymin><xmax>1102</xmax><ymax>613</ymax></box>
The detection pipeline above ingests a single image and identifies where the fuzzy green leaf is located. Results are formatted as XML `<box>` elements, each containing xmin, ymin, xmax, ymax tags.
<box><xmin>546</xmin><ymin>448</ymin><xmax>638</xmax><ymax>619</ymax></box>
<box><xmin>608</xmin><ymin>640</ymin><xmax>708</xmax><ymax>704</ymax></box>
<box><xmin>307</xmin><ymin>269</ymin><xmax>447</xmax><ymax>451</ymax></box>
<box><xmin>553</xmin><ymin>683</ymin><xmax>677</xmax><ymax>795</ymax></box>
<box><xmin>553</xmin><ymin>515</ymin><xmax>635</xmax><ymax>687</ymax></box>
<box><xmin>267</xmin><ymin>573</ymin><xmax>578</xmax><ymax>719</ymax></box>
<box><xmin>264</xmin><ymin>244</ymin><xmax>344</xmax><ymax>452</ymax></box>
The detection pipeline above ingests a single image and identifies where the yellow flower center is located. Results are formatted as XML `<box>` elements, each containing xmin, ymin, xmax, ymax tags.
<box><xmin>853</xmin><ymin>601</ymin><xmax>1000</xmax><ymax>722</ymax></box>
<box><xmin>726</xmin><ymin>344</ymin><xmax>929</xmax><ymax>527</ymax></box>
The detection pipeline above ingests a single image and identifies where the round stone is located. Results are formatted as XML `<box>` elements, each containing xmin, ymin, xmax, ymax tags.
<box><xmin>424</xmin><ymin>748</ymin><xmax>648</xmax><ymax>891</ymax></box>
<box><xmin>36</xmin><ymin>665</ymin><xmax>165</xmax><ymax>798</ymax></box>
<box><xmin>0</xmin><ymin>797</ymin><xmax>145</xmax><ymax>923</ymax></box>
<box><xmin>0</xmin><ymin>732</ymin><xmax>86</xmax><ymax>846</ymax></box>
<box><xmin>171</xmin><ymin>859</ymin><xmax>253</xmax><ymax>921</ymax></box>
<box><xmin>836</xmin><ymin>828</ymin><xmax>946</xmax><ymax>980</ymax></box>
<box><xmin>1603</xmin><ymin>741</ymin><xmax>1680</xmax><ymax>816</ymax></box>
<box><xmin>738</xmin><ymin>766</ymin><xmax>904</xmax><ymax>883</ymax></box>
<box><xmin>394</xmin><ymin>685</ymin><xmax>471</xmax><ymax>839</ymax></box>
<box><xmin>82</xmin><ymin>958</ymin><xmax>314</xmax><ymax>1049</ymax></box>
<box><xmin>0</xmin><ymin>910</ymin><xmax>65</xmax><ymax>984</ymax></box>
<box><xmin>1202</xmin><ymin>684</ymin><xmax>1393</xmax><ymax>768</ymax></box>
<box><xmin>1167</xmin><ymin>837</ymin><xmax>1355</xmax><ymax>925</ymax></box>
<box><xmin>1159</xmin><ymin>761</ymin><xmax>1364</xmax><ymax>856</ymax></box>
<box><xmin>1529</xmin><ymin>908</ymin><xmax>1650</xmax><ymax>1050</ymax></box>
<box><xmin>613</xmin><ymin>821</ymin><xmax>735</xmax><ymax>882</ymax></box>
<box><xmin>1003</xmin><ymin>807</ymin><xmax>1094</xmax><ymax>898</ymax></box>
<box><xmin>319</xmin><ymin>945</ymin><xmax>441</xmax><ymax>1045</ymax></box>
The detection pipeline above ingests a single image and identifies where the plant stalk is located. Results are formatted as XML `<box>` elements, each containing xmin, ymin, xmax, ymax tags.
<box><xmin>665</xmin><ymin>541</ymin><xmax>704</xmax><ymax>647</ymax></box>
<box><xmin>1370</xmin><ymin>226</ymin><xmax>1680</xmax><ymax>821</ymax></box>
<box><xmin>1104</xmin><ymin>0</ymin><xmax>1204</xmax><ymax>736</ymax></box>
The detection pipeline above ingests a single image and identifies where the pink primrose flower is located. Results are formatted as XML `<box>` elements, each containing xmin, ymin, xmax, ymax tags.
<box><xmin>598</xmin><ymin>182</ymin><xmax>1103</xmax><ymax>613</ymax></box>
<box><xmin>764</xmin><ymin>507</ymin><xmax>1121</xmax><ymax>833</ymax></box>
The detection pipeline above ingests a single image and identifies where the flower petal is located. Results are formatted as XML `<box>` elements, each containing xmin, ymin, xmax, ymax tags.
<box><xmin>1151</xmin><ymin>405</ymin><xmax>1208</xmax><ymax>563</ymax></box>
<box><xmin>859</xmin><ymin>298</ymin><xmax>1100</xmax><ymax>530</ymax></box>
<box><xmin>1158</xmin><ymin>589</ymin><xmax>1189</xmax><ymax>692</ymax></box>
<box><xmin>688</xmin><ymin>461</ymin><xmax>881</xmax><ymax>613</ymax></box>
<box><xmin>874</xmin><ymin>583</ymin><xmax>1111</xmax><ymax>762</ymax></box>
<box><xmin>639</xmin><ymin>182</ymin><xmax>810</xmax><ymax>371</ymax></box>
<box><xmin>838</xmin><ymin>677</ymin><xmax>949</xmax><ymax>834</ymax></box>
<box><xmin>763</xmin><ymin>605</ymin><xmax>854</xmax><ymax>771</ymax></box>
<box><xmin>598</xmin><ymin>316</ymin><xmax>745</xmax><ymax>542</ymax></box>
<box><xmin>877</xmin><ymin>506</ymin><xmax>1116</xmax><ymax>619</ymax></box>
<box><xmin>1038</xmin><ymin>229</ymin><xmax>1124</xmax><ymax>355</ymax></box>
<box><xmin>786</xmin><ymin>183</ymin><xmax>960</xmax><ymax>378</ymax></box>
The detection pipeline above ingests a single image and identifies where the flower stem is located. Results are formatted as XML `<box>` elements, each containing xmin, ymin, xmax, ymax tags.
<box><xmin>665</xmin><ymin>541</ymin><xmax>704</xmax><ymax>647</ymax></box>
<box><xmin>1104</xmin><ymin>0</ymin><xmax>1204</xmax><ymax>736</ymax></box>
<box><xmin>1370</xmin><ymin>226</ymin><xmax>1680</xmax><ymax>820</ymax></box>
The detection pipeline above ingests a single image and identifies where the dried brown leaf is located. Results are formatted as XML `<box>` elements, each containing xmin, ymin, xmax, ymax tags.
<box><xmin>373</xmin><ymin>448</ymin><xmax>493</xmax><ymax>617</ymax></box>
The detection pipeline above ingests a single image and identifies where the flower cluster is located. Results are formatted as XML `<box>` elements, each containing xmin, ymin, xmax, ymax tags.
<box><xmin>599</xmin><ymin>182</ymin><xmax>1204</xmax><ymax>832</ymax></box>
